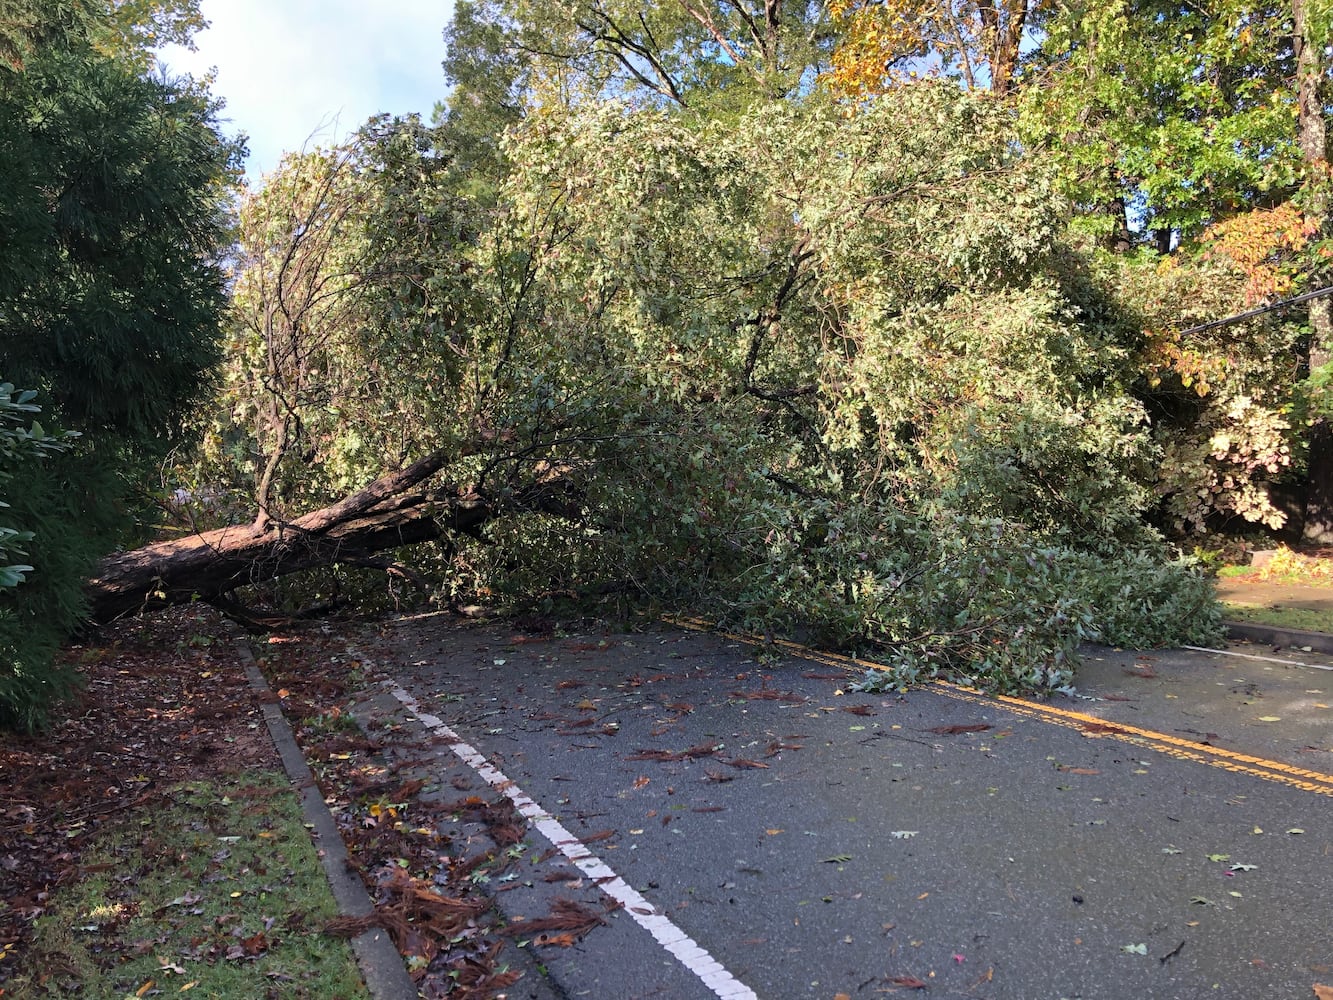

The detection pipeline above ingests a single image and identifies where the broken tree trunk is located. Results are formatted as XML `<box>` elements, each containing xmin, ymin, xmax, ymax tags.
<box><xmin>84</xmin><ymin>447</ymin><xmax>573</xmax><ymax>624</ymax></box>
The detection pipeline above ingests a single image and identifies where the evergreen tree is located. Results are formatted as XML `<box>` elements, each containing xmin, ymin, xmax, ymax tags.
<box><xmin>0</xmin><ymin>0</ymin><xmax>240</xmax><ymax>729</ymax></box>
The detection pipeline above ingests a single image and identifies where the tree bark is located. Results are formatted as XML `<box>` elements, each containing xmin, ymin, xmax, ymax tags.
<box><xmin>84</xmin><ymin>448</ymin><xmax>578</xmax><ymax>624</ymax></box>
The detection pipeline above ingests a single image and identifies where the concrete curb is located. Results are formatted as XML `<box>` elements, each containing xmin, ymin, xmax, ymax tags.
<box><xmin>236</xmin><ymin>640</ymin><xmax>419</xmax><ymax>1000</ymax></box>
<box><xmin>1224</xmin><ymin>620</ymin><xmax>1333</xmax><ymax>655</ymax></box>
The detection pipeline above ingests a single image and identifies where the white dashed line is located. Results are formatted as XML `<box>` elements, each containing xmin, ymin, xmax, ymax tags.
<box><xmin>387</xmin><ymin>683</ymin><xmax>760</xmax><ymax>1000</ymax></box>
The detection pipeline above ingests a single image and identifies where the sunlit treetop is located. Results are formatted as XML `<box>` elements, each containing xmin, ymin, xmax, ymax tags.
<box><xmin>821</xmin><ymin>0</ymin><xmax>1047</xmax><ymax>99</ymax></box>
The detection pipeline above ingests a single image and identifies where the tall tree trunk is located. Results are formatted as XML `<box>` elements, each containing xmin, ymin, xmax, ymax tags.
<box><xmin>1108</xmin><ymin>192</ymin><xmax>1133</xmax><ymax>253</ymax></box>
<box><xmin>1295</xmin><ymin>0</ymin><xmax>1333</xmax><ymax>542</ymax></box>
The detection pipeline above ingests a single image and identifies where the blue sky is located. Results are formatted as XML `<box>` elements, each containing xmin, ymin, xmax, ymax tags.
<box><xmin>159</xmin><ymin>0</ymin><xmax>456</xmax><ymax>181</ymax></box>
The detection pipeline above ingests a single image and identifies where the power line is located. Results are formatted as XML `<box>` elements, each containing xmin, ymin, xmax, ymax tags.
<box><xmin>1179</xmin><ymin>285</ymin><xmax>1333</xmax><ymax>337</ymax></box>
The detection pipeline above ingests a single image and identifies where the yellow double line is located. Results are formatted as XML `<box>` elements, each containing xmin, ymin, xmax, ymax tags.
<box><xmin>668</xmin><ymin>616</ymin><xmax>1333</xmax><ymax>798</ymax></box>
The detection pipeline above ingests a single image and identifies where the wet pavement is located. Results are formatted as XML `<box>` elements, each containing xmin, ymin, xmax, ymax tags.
<box><xmin>348</xmin><ymin>615</ymin><xmax>1333</xmax><ymax>1000</ymax></box>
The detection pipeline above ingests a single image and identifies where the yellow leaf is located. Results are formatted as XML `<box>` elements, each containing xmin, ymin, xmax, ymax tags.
<box><xmin>180</xmin><ymin>984</ymin><xmax>200</xmax><ymax>993</ymax></box>
<box><xmin>137</xmin><ymin>981</ymin><xmax>155</xmax><ymax>997</ymax></box>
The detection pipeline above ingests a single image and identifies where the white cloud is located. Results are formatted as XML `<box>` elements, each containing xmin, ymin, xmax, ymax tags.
<box><xmin>160</xmin><ymin>0</ymin><xmax>454</xmax><ymax>180</ymax></box>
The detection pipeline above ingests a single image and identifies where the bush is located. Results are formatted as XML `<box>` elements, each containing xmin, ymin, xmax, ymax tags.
<box><xmin>0</xmin><ymin>444</ymin><xmax>127</xmax><ymax>730</ymax></box>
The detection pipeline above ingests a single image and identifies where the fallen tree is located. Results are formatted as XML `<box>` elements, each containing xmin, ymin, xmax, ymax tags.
<box><xmin>86</xmin><ymin>447</ymin><xmax>579</xmax><ymax>626</ymax></box>
<box><xmin>86</xmin><ymin>94</ymin><xmax>1228</xmax><ymax>704</ymax></box>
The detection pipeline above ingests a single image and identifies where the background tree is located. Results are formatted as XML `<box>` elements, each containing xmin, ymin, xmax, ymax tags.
<box><xmin>441</xmin><ymin>0</ymin><xmax>833</xmax><ymax>124</ymax></box>
<box><xmin>1020</xmin><ymin>0</ymin><xmax>1298</xmax><ymax>251</ymax></box>
<box><xmin>823</xmin><ymin>0</ymin><xmax>1045</xmax><ymax>98</ymax></box>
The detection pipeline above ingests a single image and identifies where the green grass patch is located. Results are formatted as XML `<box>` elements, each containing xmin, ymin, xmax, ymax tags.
<box><xmin>10</xmin><ymin>770</ymin><xmax>368</xmax><ymax>999</ymax></box>
<box><xmin>1221</xmin><ymin>601</ymin><xmax>1333</xmax><ymax>634</ymax></box>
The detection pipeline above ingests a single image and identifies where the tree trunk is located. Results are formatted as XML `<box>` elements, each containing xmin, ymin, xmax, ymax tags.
<box><xmin>1295</xmin><ymin>0</ymin><xmax>1333</xmax><ymax>542</ymax></box>
<box><xmin>84</xmin><ymin>447</ymin><xmax>577</xmax><ymax>624</ymax></box>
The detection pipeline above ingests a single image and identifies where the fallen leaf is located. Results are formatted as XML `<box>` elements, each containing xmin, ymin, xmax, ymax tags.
<box><xmin>890</xmin><ymin>830</ymin><xmax>918</xmax><ymax>839</ymax></box>
<box><xmin>1207</xmin><ymin>853</ymin><xmax>1230</xmax><ymax>862</ymax></box>
<box><xmin>1287</xmin><ymin>828</ymin><xmax>1306</xmax><ymax>835</ymax></box>
<box><xmin>136</xmin><ymin>981</ymin><xmax>156</xmax><ymax>997</ymax></box>
<box><xmin>1057</xmin><ymin>766</ymin><xmax>1100</xmax><ymax>775</ymax></box>
<box><xmin>533</xmin><ymin>932</ymin><xmax>579</xmax><ymax>947</ymax></box>
<box><xmin>1257</xmin><ymin>716</ymin><xmax>1282</xmax><ymax>722</ymax></box>
<box><xmin>1122</xmin><ymin>943</ymin><xmax>1148</xmax><ymax>955</ymax></box>
<box><xmin>926</xmin><ymin>724</ymin><xmax>991</xmax><ymax>735</ymax></box>
<box><xmin>888</xmin><ymin>975</ymin><xmax>928</xmax><ymax>989</ymax></box>
<box><xmin>723</xmin><ymin>757</ymin><xmax>769</xmax><ymax>769</ymax></box>
<box><xmin>1081</xmin><ymin>721</ymin><xmax>1126</xmax><ymax>735</ymax></box>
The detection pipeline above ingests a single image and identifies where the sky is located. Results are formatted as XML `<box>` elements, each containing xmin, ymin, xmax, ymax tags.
<box><xmin>159</xmin><ymin>0</ymin><xmax>456</xmax><ymax>181</ymax></box>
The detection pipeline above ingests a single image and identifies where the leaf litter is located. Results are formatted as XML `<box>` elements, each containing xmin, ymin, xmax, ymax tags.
<box><xmin>0</xmin><ymin>608</ymin><xmax>365</xmax><ymax>996</ymax></box>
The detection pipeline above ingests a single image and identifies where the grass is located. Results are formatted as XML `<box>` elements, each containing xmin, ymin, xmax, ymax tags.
<box><xmin>10</xmin><ymin>770</ymin><xmax>368</xmax><ymax>1000</ymax></box>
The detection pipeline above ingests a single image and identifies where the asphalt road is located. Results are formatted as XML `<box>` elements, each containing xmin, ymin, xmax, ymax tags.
<box><xmin>354</xmin><ymin>615</ymin><xmax>1333</xmax><ymax>1000</ymax></box>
